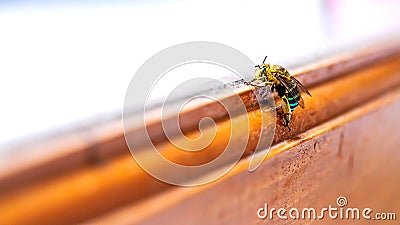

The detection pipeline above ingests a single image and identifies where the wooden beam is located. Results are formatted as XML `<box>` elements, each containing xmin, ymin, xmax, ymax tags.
<box><xmin>1</xmin><ymin>49</ymin><xmax>400</xmax><ymax>224</ymax></box>
<box><xmin>88</xmin><ymin>87</ymin><xmax>400</xmax><ymax>225</ymax></box>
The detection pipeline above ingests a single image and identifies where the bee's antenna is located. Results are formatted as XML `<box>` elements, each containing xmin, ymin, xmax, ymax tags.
<box><xmin>255</xmin><ymin>65</ymin><xmax>260</xmax><ymax>68</ymax></box>
<box><xmin>262</xmin><ymin>55</ymin><xmax>268</xmax><ymax>64</ymax></box>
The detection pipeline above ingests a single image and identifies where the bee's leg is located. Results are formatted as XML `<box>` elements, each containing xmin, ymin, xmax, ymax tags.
<box><xmin>274</xmin><ymin>102</ymin><xmax>282</xmax><ymax>111</ymax></box>
<box><xmin>250</xmin><ymin>81</ymin><xmax>274</xmax><ymax>87</ymax></box>
<box><xmin>243</xmin><ymin>79</ymin><xmax>253</xmax><ymax>85</ymax></box>
<box><xmin>281</xmin><ymin>96</ymin><xmax>292</xmax><ymax>131</ymax></box>
<box><xmin>244</xmin><ymin>78</ymin><xmax>259</xmax><ymax>85</ymax></box>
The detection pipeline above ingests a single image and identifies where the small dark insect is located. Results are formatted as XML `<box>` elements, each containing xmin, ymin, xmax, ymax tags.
<box><xmin>248</xmin><ymin>56</ymin><xmax>312</xmax><ymax>131</ymax></box>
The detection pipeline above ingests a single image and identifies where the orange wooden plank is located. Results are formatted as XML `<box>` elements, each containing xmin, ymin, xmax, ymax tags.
<box><xmin>1</xmin><ymin>52</ymin><xmax>400</xmax><ymax>224</ymax></box>
<box><xmin>1</xmin><ymin>39</ymin><xmax>400</xmax><ymax>194</ymax></box>
<box><xmin>88</xmin><ymin>87</ymin><xmax>400</xmax><ymax>225</ymax></box>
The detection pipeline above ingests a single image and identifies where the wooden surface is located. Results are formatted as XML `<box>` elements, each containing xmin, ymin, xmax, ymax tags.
<box><xmin>2</xmin><ymin>39</ymin><xmax>400</xmax><ymax>190</ymax></box>
<box><xmin>0</xmin><ymin>39</ymin><xmax>400</xmax><ymax>191</ymax></box>
<box><xmin>89</xmin><ymin>87</ymin><xmax>400</xmax><ymax>225</ymax></box>
<box><xmin>1</xmin><ymin>41</ymin><xmax>400</xmax><ymax>224</ymax></box>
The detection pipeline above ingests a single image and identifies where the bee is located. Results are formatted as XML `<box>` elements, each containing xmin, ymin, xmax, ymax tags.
<box><xmin>248</xmin><ymin>56</ymin><xmax>312</xmax><ymax>131</ymax></box>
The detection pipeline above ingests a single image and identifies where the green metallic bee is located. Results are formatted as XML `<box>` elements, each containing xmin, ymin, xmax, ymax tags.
<box><xmin>248</xmin><ymin>56</ymin><xmax>312</xmax><ymax>131</ymax></box>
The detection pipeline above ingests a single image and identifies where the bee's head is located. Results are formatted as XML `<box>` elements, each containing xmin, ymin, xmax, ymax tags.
<box><xmin>254</xmin><ymin>65</ymin><xmax>264</xmax><ymax>79</ymax></box>
<box><xmin>254</xmin><ymin>55</ymin><xmax>270</xmax><ymax>79</ymax></box>
<box><xmin>254</xmin><ymin>64</ymin><xmax>270</xmax><ymax>79</ymax></box>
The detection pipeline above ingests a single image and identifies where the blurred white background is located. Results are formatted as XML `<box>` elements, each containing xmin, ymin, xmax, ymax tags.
<box><xmin>0</xmin><ymin>0</ymin><xmax>399</xmax><ymax>150</ymax></box>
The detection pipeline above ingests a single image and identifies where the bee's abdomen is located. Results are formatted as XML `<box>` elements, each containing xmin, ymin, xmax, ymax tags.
<box><xmin>287</xmin><ymin>95</ymin><xmax>299</xmax><ymax>111</ymax></box>
<box><xmin>287</xmin><ymin>87</ymin><xmax>301</xmax><ymax>111</ymax></box>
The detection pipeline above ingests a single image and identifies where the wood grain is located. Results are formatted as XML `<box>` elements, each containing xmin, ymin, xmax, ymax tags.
<box><xmin>1</xmin><ymin>39</ymin><xmax>400</xmax><ymax>193</ymax></box>
<box><xmin>1</xmin><ymin>42</ymin><xmax>400</xmax><ymax>224</ymax></box>
<box><xmin>88</xmin><ymin>87</ymin><xmax>400</xmax><ymax>225</ymax></box>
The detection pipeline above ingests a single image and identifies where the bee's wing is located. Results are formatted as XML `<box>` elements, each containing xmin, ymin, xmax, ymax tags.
<box><xmin>277</xmin><ymin>76</ymin><xmax>306</xmax><ymax>108</ymax></box>
<box><xmin>292</xmin><ymin>77</ymin><xmax>312</xmax><ymax>97</ymax></box>
<box><xmin>276</xmin><ymin>77</ymin><xmax>298</xmax><ymax>97</ymax></box>
<box><xmin>298</xmin><ymin>96</ymin><xmax>305</xmax><ymax>109</ymax></box>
